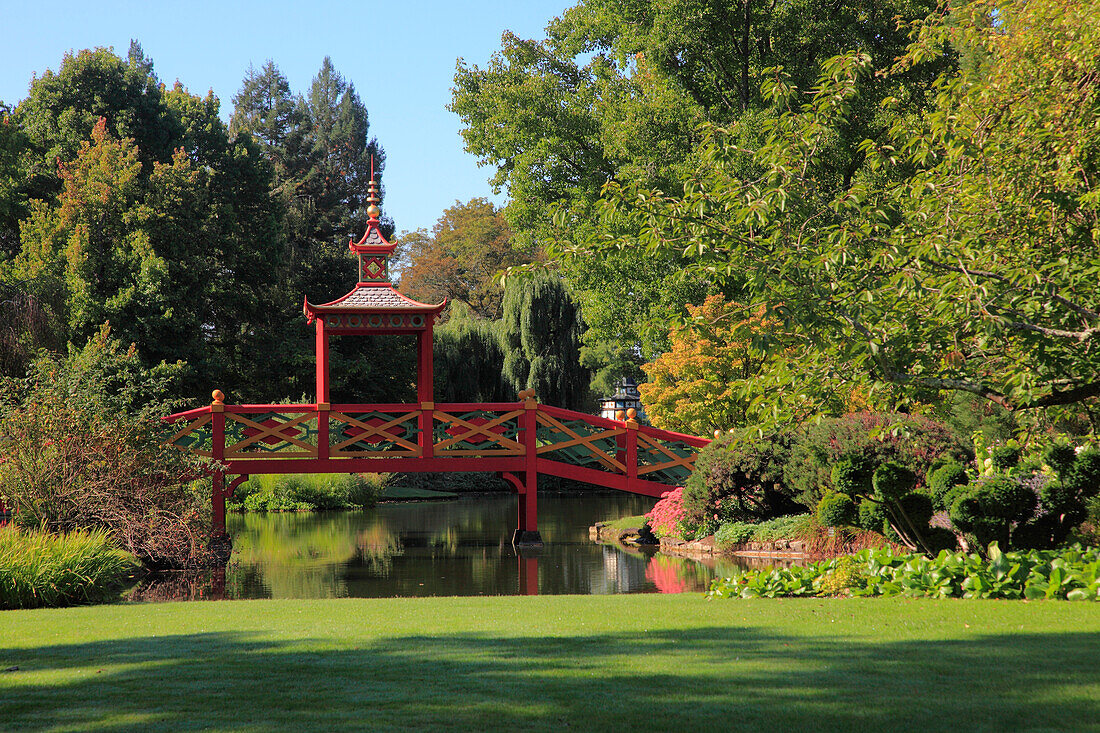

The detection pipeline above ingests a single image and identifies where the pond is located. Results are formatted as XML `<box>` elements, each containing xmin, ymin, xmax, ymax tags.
<box><xmin>130</xmin><ymin>492</ymin><xmax>770</xmax><ymax>600</ymax></box>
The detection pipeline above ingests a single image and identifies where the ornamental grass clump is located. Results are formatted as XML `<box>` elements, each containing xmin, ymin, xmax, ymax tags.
<box><xmin>0</xmin><ymin>525</ymin><xmax>139</xmax><ymax>609</ymax></box>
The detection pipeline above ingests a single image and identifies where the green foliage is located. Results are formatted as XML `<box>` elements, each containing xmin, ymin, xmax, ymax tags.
<box><xmin>927</xmin><ymin>462</ymin><xmax>970</xmax><ymax>510</ymax></box>
<box><xmin>785</xmin><ymin>412</ymin><xmax>966</xmax><ymax>507</ymax></box>
<box><xmin>433</xmin><ymin>301</ymin><xmax>510</xmax><ymax>403</ymax></box>
<box><xmin>831</xmin><ymin>456</ymin><xmax>873</xmax><ymax>498</ymax></box>
<box><xmin>714</xmin><ymin>514</ymin><xmax>813</xmax><ymax>549</ymax></box>
<box><xmin>682</xmin><ymin>431</ymin><xmax>798</xmax><ymax>527</ymax></box>
<box><xmin>230</xmin><ymin>473</ymin><xmax>385</xmax><ymax>513</ymax></box>
<box><xmin>872</xmin><ymin>462</ymin><xmax>917</xmax><ymax>503</ymax></box>
<box><xmin>817</xmin><ymin>493</ymin><xmax>857</xmax><ymax>528</ymax></box>
<box><xmin>708</xmin><ymin>543</ymin><xmax>1100</xmax><ymax>600</ymax></box>
<box><xmin>451</xmin><ymin>0</ymin><xmax>940</xmax><ymax>380</ymax></box>
<box><xmin>499</xmin><ymin>273</ymin><xmax>590</xmax><ymax>410</ymax></box>
<box><xmin>397</xmin><ymin>198</ymin><xmax>532</xmax><ymax>320</ymax></box>
<box><xmin>857</xmin><ymin>500</ymin><xmax>887</xmax><ymax>533</ymax></box>
<box><xmin>5</xmin><ymin>47</ymin><xmax>287</xmax><ymax>401</ymax></box>
<box><xmin>567</xmin><ymin>0</ymin><xmax>1100</xmax><ymax>431</ymax></box>
<box><xmin>950</xmin><ymin>475</ymin><xmax>1037</xmax><ymax>550</ymax></box>
<box><xmin>0</xmin><ymin>328</ymin><xmax>211</xmax><ymax>567</ymax></box>
<box><xmin>714</xmin><ymin>522</ymin><xmax>755</xmax><ymax>546</ymax></box>
<box><xmin>991</xmin><ymin>445</ymin><xmax>1022</xmax><ymax>471</ymax></box>
<box><xmin>0</xmin><ymin>525</ymin><xmax>138</xmax><ymax>609</ymax></box>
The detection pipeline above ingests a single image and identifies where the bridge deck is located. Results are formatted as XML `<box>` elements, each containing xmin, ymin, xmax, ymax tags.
<box><xmin>165</xmin><ymin>398</ymin><xmax>709</xmax><ymax>538</ymax></box>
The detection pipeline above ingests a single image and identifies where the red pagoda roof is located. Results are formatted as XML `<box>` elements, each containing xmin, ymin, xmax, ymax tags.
<box><xmin>303</xmin><ymin>173</ymin><xmax>446</xmax><ymax>326</ymax></box>
<box><xmin>304</xmin><ymin>283</ymin><xmax>446</xmax><ymax>321</ymax></box>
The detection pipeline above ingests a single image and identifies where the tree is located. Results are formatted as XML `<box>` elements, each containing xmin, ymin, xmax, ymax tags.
<box><xmin>397</xmin><ymin>198</ymin><xmax>530</xmax><ymax>320</ymax></box>
<box><xmin>433</xmin><ymin>301</ymin><xmax>510</xmax><ymax>402</ymax></box>
<box><xmin>5</xmin><ymin>47</ymin><xmax>286</xmax><ymax>400</ymax></box>
<box><xmin>452</xmin><ymin>0</ymin><xmax>944</xmax><ymax>379</ymax></box>
<box><xmin>587</xmin><ymin>0</ymin><xmax>1100</xmax><ymax>431</ymax></box>
<box><xmin>499</xmin><ymin>273</ymin><xmax>590</xmax><ymax>410</ymax></box>
<box><xmin>639</xmin><ymin>296</ymin><xmax>806</xmax><ymax>436</ymax></box>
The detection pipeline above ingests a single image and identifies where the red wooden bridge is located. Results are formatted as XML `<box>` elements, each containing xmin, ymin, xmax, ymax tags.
<box><xmin>165</xmin><ymin>176</ymin><xmax>708</xmax><ymax>544</ymax></box>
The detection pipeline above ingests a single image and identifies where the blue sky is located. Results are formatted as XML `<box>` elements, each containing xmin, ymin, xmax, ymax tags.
<box><xmin>0</xmin><ymin>0</ymin><xmax>573</xmax><ymax>235</ymax></box>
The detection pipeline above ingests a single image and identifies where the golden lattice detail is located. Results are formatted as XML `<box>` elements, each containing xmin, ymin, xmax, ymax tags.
<box><xmin>330</xmin><ymin>410</ymin><xmax>421</xmax><ymax>456</ymax></box>
<box><xmin>433</xmin><ymin>409</ymin><xmax>525</xmax><ymax>456</ymax></box>
<box><xmin>224</xmin><ymin>412</ymin><xmax>317</xmax><ymax>458</ymax></box>
<box><xmin>636</xmin><ymin>432</ymin><xmax>697</xmax><ymax>477</ymax></box>
<box><xmin>535</xmin><ymin>412</ymin><xmax>627</xmax><ymax>473</ymax></box>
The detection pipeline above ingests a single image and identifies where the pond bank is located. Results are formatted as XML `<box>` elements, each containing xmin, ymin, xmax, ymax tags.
<box><xmin>590</xmin><ymin>520</ymin><xmax>812</xmax><ymax>562</ymax></box>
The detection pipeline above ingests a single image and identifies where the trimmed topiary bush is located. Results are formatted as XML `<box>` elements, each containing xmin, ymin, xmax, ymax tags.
<box><xmin>784</xmin><ymin>412</ymin><xmax>968</xmax><ymax>508</ymax></box>
<box><xmin>872</xmin><ymin>462</ymin><xmax>917</xmax><ymax>502</ymax></box>
<box><xmin>817</xmin><ymin>493</ymin><xmax>857</xmax><ymax>528</ymax></box>
<box><xmin>928</xmin><ymin>462</ymin><xmax>970</xmax><ymax>510</ymax></box>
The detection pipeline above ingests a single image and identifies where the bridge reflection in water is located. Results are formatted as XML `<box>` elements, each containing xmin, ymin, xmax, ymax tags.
<box><xmin>125</xmin><ymin>495</ymin><xmax>779</xmax><ymax>600</ymax></box>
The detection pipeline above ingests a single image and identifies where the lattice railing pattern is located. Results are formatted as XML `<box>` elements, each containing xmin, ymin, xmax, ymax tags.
<box><xmin>167</xmin><ymin>413</ymin><xmax>214</xmax><ymax>457</ymax></box>
<box><xmin>331</xmin><ymin>410</ymin><xmax>421</xmax><ymax>456</ymax></box>
<box><xmin>535</xmin><ymin>412</ymin><xmax>626</xmax><ymax>475</ymax></box>
<box><xmin>165</xmin><ymin>401</ymin><xmax>706</xmax><ymax>490</ymax></box>
<box><xmin>635</xmin><ymin>432</ymin><xmax>698</xmax><ymax>485</ymax></box>
<box><xmin>432</xmin><ymin>409</ymin><xmax>524</xmax><ymax>456</ymax></box>
<box><xmin>224</xmin><ymin>411</ymin><xmax>318</xmax><ymax>458</ymax></box>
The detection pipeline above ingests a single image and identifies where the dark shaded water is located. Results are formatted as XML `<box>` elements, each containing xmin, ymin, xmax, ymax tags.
<box><xmin>131</xmin><ymin>493</ymin><xmax>765</xmax><ymax>600</ymax></box>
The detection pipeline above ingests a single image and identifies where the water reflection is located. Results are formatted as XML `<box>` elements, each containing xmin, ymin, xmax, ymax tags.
<box><xmin>128</xmin><ymin>493</ymin><xmax>797</xmax><ymax>601</ymax></box>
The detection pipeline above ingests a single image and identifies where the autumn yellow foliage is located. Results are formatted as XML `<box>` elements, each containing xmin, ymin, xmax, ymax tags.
<box><xmin>639</xmin><ymin>296</ymin><xmax>778</xmax><ymax>437</ymax></box>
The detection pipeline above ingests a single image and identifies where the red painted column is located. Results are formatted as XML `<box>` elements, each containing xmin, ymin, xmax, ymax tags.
<box><xmin>315</xmin><ymin>318</ymin><xmax>330</xmax><ymax>404</ymax></box>
<box><xmin>211</xmin><ymin>393</ymin><xmax>227</xmax><ymax>536</ymax></box>
<box><xmin>212</xmin><ymin>473</ymin><xmax>226</xmax><ymax>536</ymax></box>
<box><xmin>418</xmin><ymin>326</ymin><xmax>435</xmax><ymax>458</ymax></box>
<box><xmin>625</xmin><ymin>411</ymin><xmax>639</xmax><ymax>493</ymax></box>
<box><xmin>417</xmin><ymin>325</ymin><xmax>434</xmax><ymax>402</ymax></box>
<box><xmin>522</xmin><ymin>394</ymin><xmax>538</xmax><ymax>533</ymax></box>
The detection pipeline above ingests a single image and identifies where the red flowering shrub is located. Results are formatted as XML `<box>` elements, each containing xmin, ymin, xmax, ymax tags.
<box><xmin>645</xmin><ymin>487</ymin><xmax>685</xmax><ymax>539</ymax></box>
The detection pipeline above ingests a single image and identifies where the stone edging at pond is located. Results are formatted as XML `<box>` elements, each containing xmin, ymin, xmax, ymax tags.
<box><xmin>589</xmin><ymin>522</ymin><xmax>811</xmax><ymax>561</ymax></box>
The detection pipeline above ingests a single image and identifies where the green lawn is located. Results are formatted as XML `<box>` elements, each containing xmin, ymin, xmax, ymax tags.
<box><xmin>2</xmin><ymin>595</ymin><xmax>1098</xmax><ymax>732</ymax></box>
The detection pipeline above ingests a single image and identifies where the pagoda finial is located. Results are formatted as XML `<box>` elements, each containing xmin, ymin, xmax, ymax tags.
<box><xmin>366</xmin><ymin>155</ymin><xmax>381</xmax><ymax>221</ymax></box>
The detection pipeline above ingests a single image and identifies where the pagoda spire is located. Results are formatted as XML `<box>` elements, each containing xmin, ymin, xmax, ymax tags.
<box><xmin>348</xmin><ymin>160</ymin><xmax>393</xmax><ymax>283</ymax></box>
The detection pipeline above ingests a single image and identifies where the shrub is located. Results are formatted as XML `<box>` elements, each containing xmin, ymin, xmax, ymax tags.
<box><xmin>714</xmin><ymin>522</ymin><xmax>755</xmax><ymax>547</ymax></box>
<box><xmin>784</xmin><ymin>411</ymin><xmax>967</xmax><ymax>507</ymax></box>
<box><xmin>0</xmin><ymin>525</ymin><xmax>139</xmax><ymax>609</ymax></box>
<box><xmin>950</xmin><ymin>475</ymin><xmax>1037</xmax><ymax>549</ymax></box>
<box><xmin>230</xmin><ymin>473</ymin><xmax>384</xmax><ymax>513</ymax></box>
<box><xmin>830</xmin><ymin>456</ymin><xmax>873</xmax><ymax>497</ymax></box>
<box><xmin>0</xmin><ymin>330</ymin><xmax>211</xmax><ymax>568</ymax></box>
<box><xmin>817</xmin><ymin>493</ymin><xmax>857</xmax><ymax>527</ymax></box>
<box><xmin>991</xmin><ymin>444</ymin><xmax>1022</xmax><ymax>471</ymax></box>
<box><xmin>682</xmin><ymin>432</ymin><xmax>799</xmax><ymax>528</ymax></box>
<box><xmin>858</xmin><ymin>499</ymin><xmax>886</xmax><ymax>532</ymax></box>
<box><xmin>927</xmin><ymin>462</ymin><xmax>970</xmax><ymax>510</ymax></box>
<box><xmin>645</xmin><ymin>487</ymin><xmax>685</xmax><ymax>539</ymax></box>
<box><xmin>872</xmin><ymin>462</ymin><xmax>917</xmax><ymax>502</ymax></box>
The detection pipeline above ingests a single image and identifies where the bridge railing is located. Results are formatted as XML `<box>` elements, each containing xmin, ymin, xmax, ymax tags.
<box><xmin>164</xmin><ymin>396</ymin><xmax>708</xmax><ymax>494</ymax></box>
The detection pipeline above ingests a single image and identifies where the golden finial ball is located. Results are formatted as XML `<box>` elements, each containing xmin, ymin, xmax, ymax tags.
<box><xmin>615</xmin><ymin>410</ymin><xmax>626</xmax><ymax>421</ymax></box>
<box><xmin>212</xmin><ymin>389</ymin><xmax>225</xmax><ymax>404</ymax></box>
<box><xmin>366</xmin><ymin>204</ymin><xmax>381</xmax><ymax>219</ymax></box>
<box><xmin>626</xmin><ymin>408</ymin><xmax>637</xmax><ymax>419</ymax></box>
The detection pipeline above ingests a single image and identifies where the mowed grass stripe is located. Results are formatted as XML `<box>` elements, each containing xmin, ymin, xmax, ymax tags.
<box><xmin>2</xmin><ymin>595</ymin><xmax>1098</xmax><ymax>732</ymax></box>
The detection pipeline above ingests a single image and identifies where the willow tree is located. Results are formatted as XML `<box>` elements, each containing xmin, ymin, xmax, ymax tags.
<box><xmin>499</xmin><ymin>273</ymin><xmax>590</xmax><ymax>410</ymax></box>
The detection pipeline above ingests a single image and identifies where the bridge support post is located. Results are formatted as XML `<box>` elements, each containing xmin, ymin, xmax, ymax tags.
<box><xmin>502</xmin><ymin>471</ymin><xmax>542</xmax><ymax>547</ymax></box>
